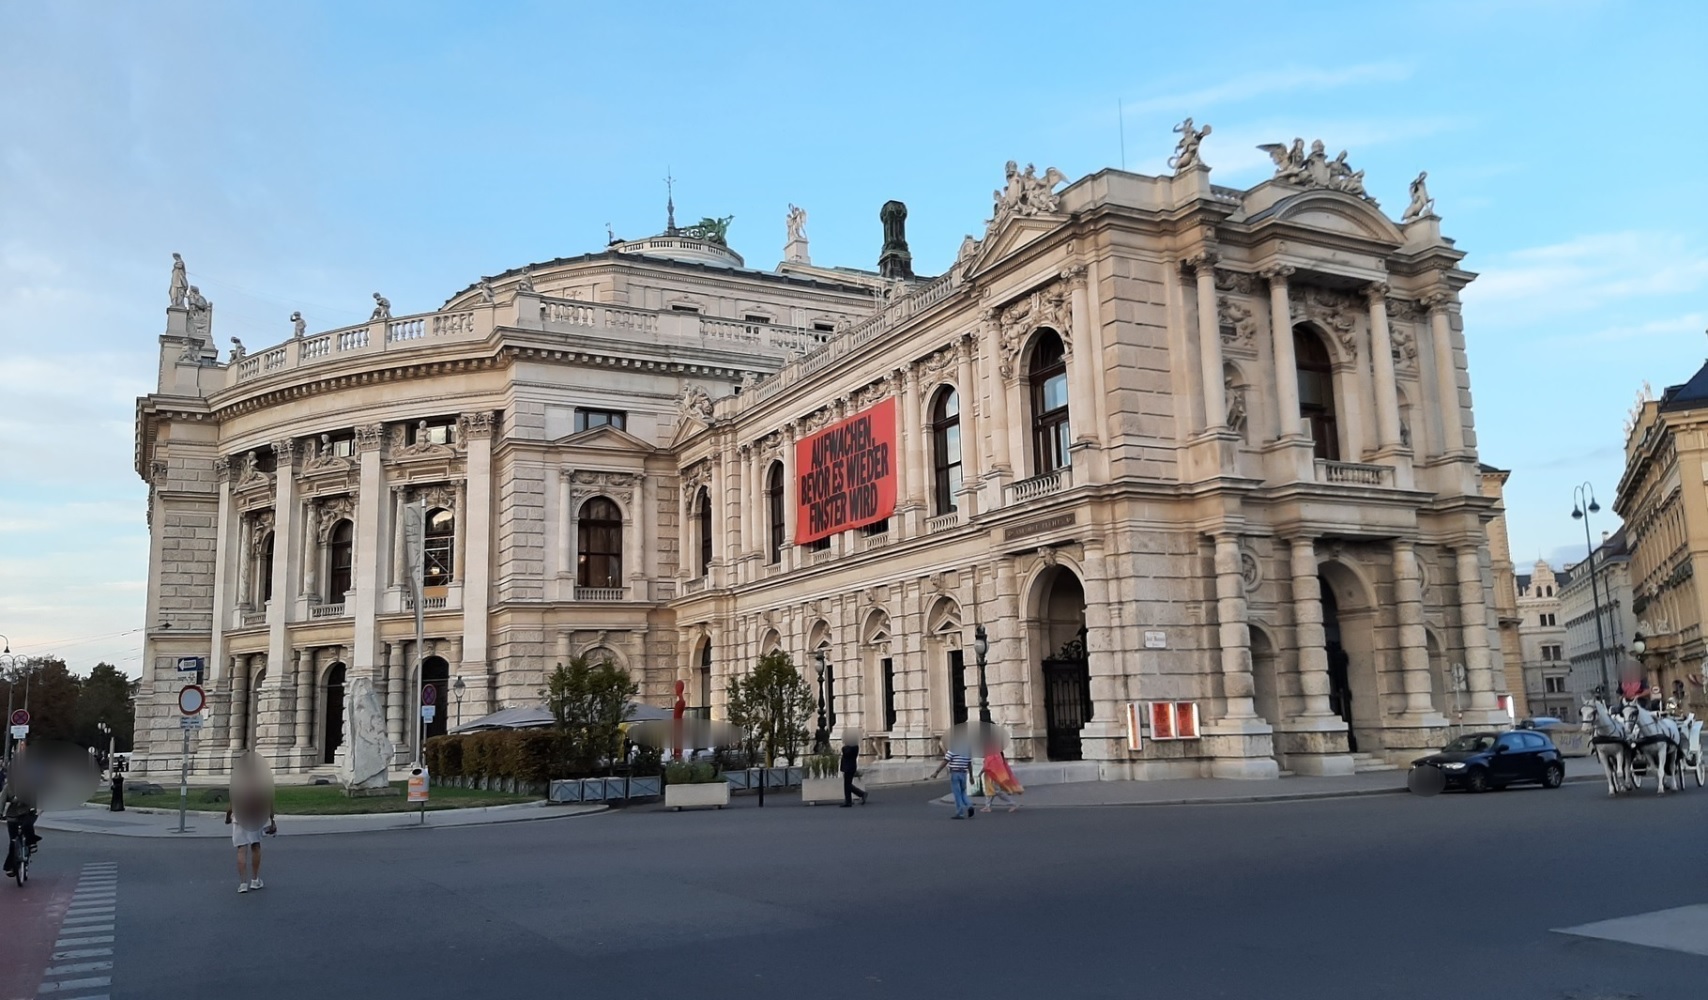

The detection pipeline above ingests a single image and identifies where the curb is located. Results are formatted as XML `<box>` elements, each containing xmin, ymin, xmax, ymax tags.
<box><xmin>930</xmin><ymin>772</ymin><xmax>1606</xmax><ymax>809</ymax></box>
<box><xmin>41</xmin><ymin>802</ymin><xmax>607</xmax><ymax>838</ymax></box>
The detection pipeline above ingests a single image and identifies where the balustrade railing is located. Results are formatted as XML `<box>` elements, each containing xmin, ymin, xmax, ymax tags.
<box><xmin>241</xmin><ymin>610</ymin><xmax>268</xmax><ymax>628</ymax></box>
<box><xmin>575</xmin><ymin>587</ymin><xmax>626</xmax><ymax>602</ymax></box>
<box><xmin>1006</xmin><ymin>467</ymin><xmax>1072</xmax><ymax>504</ymax></box>
<box><xmin>681</xmin><ymin>577</ymin><xmax>706</xmax><ymax>596</ymax></box>
<box><xmin>1314</xmin><ymin>460</ymin><xmax>1393</xmax><ymax>488</ymax></box>
<box><xmin>927</xmin><ymin>511</ymin><xmax>962</xmax><ymax>533</ymax></box>
<box><xmin>403</xmin><ymin>595</ymin><xmax>447</xmax><ymax>611</ymax></box>
<box><xmin>309</xmin><ymin>603</ymin><xmax>347</xmax><ymax>620</ymax></box>
<box><xmin>230</xmin><ymin>308</ymin><xmax>491</xmax><ymax>386</ymax></box>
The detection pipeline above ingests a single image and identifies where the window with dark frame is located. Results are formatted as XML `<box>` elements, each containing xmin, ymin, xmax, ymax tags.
<box><xmin>577</xmin><ymin>496</ymin><xmax>623</xmax><ymax>589</ymax></box>
<box><xmin>258</xmin><ymin>531</ymin><xmax>275</xmax><ymax>603</ymax></box>
<box><xmin>697</xmin><ymin>487</ymin><xmax>713</xmax><ymax>576</ymax></box>
<box><xmin>574</xmin><ymin>408</ymin><xmax>628</xmax><ymax>433</ymax></box>
<box><xmin>1029</xmin><ymin>332</ymin><xmax>1071</xmax><ymax>474</ymax></box>
<box><xmin>948</xmin><ymin>650</ymin><xmax>968</xmax><ymax>726</ymax></box>
<box><xmin>881</xmin><ymin>657</ymin><xmax>897</xmax><ymax>731</ymax></box>
<box><xmin>1294</xmin><ymin>327</ymin><xmax>1340</xmax><ymax>462</ymax></box>
<box><xmin>931</xmin><ymin>386</ymin><xmax>962</xmax><ymax>514</ymax></box>
<box><xmin>766</xmin><ymin>462</ymin><xmax>785</xmax><ymax>564</ymax></box>
<box><xmin>326</xmin><ymin>520</ymin><xmax>354</xmax><ymax>599</ymax></box>
<box><xmin>423</xmin><ymin>507</ymin><xmax>455</xmax><ymax>585</ymax></box>
<box><xmin>671</xmin><ymin>304</ymin><xmax>701</xmax><ymax>314</ymax></box>
<box><xmin>698</xmin><ymin>643</ymin><xmax>713</xmax><ymax>720</ymax></box>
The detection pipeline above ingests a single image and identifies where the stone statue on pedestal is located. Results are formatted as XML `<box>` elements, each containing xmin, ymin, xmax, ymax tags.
<box><xmin>785</xmin><ymin>204</ymin><xmax>811</xmax><ymax>264</ymax></box>
<box><xmin>338</xmin><ymin>675</ymin><xmax>395</xmax><ymax>794</ymax></box>
<box><xmin>229</xmin><ymin>337</ymin><xmax>246</xmax><ymax>361</ymax></box>
<box><xmin>169</xmin><ymin>253</ymin><xmax>188</xmax><ymax>308</ymax></box>
<box><xmin>517</xmin><ymin>269</ymin><xmax>536</xmax><ymax>294</ymax></box>
<box><xmin>1402</xmin><ymin>171</ymin><xmax>1436</xmax><ymax>223</ymax></box>
<box><xmin>291</xmin><ymin>312</ymin><xmax>306</xmax><ymax>339</ymax></box>
<box><xmin>370</xmin><ymin>293</ymin><xmax>392</xmax><ymax>321</ymax></box>
<box><xmin>478</xmin><ymin>279</ymin><xmax>495</xmax><ymax>304</ymax></box>
<box><xmin>1168</xmin><ymin>118</ymin><xmax>1212</xmax><ymax>173</ymax></box>
<box><xmin>186</xmin><ymin>285</ymin><xmax>211</xmax><ymax>339</ymax></box>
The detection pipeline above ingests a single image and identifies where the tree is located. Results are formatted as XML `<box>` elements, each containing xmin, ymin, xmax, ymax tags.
<box><xmin>1</xmin><ymin>657</ymin><xmax>79</xmax><ymax>743</ymax></box>
<box><xmin>541</xmin><ymin>655</ymin><xmax>638</xmax><ymax>774</ymax></box>
<box><xmin>725</xmin><ymin>651</ymin><xmax>815</xmax><ymax>767</ymax></box>
<box><xmin>74</xmin><ymin>663</ymin><xmax>139</xmax><ymax>753</ymax></box>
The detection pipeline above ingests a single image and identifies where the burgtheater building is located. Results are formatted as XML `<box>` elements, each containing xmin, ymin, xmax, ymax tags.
<box><xmin>134</xmin><ymin>133</ymin><xmax>1516</xmax><ymax>780</ymax></box>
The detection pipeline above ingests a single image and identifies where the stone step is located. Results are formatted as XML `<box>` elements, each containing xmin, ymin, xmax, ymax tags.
<box><xmin>1349</xmin><ymin>753</ymin><xmax>1400</xmax><ymax>773</ymax></box>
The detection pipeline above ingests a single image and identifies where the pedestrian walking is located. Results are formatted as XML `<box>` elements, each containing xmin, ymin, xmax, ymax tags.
<box><xmin>928</xmin><ymin>737</ymin><xmax>974</xmax><ymax>819</ymax></box>
<box><xmin>978</xmin><ymin>735</ymin><xmax>1023</xmax><ymax>813</ymax></box>
<box><xmin>109</xmin><ymin>770</ymin><xmax>125</xmax><ymax>812</ymax></box>
<box><xmin>839</xmin><ymin>733</ymin><xmax>867</xmax><ymax>807</ymax></box>
<box><xmin>224</xmin><ymin>751</ymin><xmax>276</xmax><ymax>894</ymax></box>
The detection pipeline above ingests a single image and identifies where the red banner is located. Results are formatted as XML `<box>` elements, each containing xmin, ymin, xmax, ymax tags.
<box><xmin>795</xmin><ymin>398</ymin><xmax>897</xmax><ymax>545</ymax></box>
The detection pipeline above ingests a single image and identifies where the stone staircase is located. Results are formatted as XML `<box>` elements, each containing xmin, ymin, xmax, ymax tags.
<box><xmin>1350</xmin><ymin>752</ymin><xmax>1400</xmax><ymax>773</ymax></box>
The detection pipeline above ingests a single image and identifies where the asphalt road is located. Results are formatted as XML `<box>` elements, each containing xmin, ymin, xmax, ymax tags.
<box><xmin>6</xmin><ymin>779</ymin><xmax>1705</xmax><ymax>1000</ymax></box>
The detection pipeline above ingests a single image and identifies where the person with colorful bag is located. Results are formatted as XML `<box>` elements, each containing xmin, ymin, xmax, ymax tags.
<box><xmin>978</xmin><ymin>734</ymin><xmax>1023</xmax><ymax>813</ymax></box>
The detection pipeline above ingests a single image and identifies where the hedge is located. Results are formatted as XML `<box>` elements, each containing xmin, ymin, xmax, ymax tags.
<box><xmin>425</xmin><ymin>730</ymin><xmax>654</xmax><ymax>784</ymax></box>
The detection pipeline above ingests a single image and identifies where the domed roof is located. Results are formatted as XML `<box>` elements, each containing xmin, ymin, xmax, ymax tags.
<box><xmin>610</xmin><ymin>232</ymin><xmax>744</xmax><ymax>268</ymax></box>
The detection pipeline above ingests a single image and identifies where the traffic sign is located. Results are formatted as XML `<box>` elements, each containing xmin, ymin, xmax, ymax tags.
<box><xmin>176</xmin><ymin>656</ymin><xmax>205</xmax><ymax>674</ymax></box>
<box><xmin>178</xmin><ymin>684</ymin><xmax>206</xmax><ymax>715</ymax></box>
<box><xmin>179</xmin><ymin>716</ymin><xmax>204</xmax><ymax>731</ymax></box>
<box><xmin>422</xmin><ymin>683</ymin><xmax>438</xmax><ymax>706</ymax></box>
<box><xmin>420</xmin><ymin>705</ymin><xmax>436</xmax><ymax>723</ymax></box>
<box><xmin>8</xmin><ymin>725</ymin><xmax>26</xmax><ymax>740</ymax></box>
<box><xmin>9</xmin><ymin>709</ymin><xmax>27</xmax><ymax>727</ymax></box>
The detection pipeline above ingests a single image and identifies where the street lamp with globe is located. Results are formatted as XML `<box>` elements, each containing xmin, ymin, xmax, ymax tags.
<box><xmin>972</xmin><ymin>624</ymin><xmax>992</xmax><ymax>728</ymax></box>
<box><xmin>1572</xmin><ymin>483</ymin><xmax>1614</xmax><ymax>703</ymax></box>
<box><xmin>812</xmin><ymin>648</ymin><xmax>830</xmax><ymax>755</ymax></box>
<box><xmin>452</xmin><ymin>675</ymin><xmax>466</xmax><ymax>728</ymax></box>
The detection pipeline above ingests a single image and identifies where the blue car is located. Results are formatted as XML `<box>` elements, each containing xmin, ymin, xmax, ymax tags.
<box><xmin>1411</xmin><ymin>730</ymin><xmax>1565</xmax><ymax>793</ymax></box>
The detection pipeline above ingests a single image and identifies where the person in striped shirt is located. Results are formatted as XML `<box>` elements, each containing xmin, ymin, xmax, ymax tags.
<box><xmin>929</xmin><ymin>739</ymin><xmax>975</xmax><ymax>819</ymax></box>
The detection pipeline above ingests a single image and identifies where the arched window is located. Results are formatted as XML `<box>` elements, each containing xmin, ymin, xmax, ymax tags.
<box><xmin>1294</xmin><ymin>326</ymin><xmax>1340</xmax><ymax>461</ymax></box>
<box><xmin>697</xmin><ymin>487</ymin><xmax>713</xmax><ymax>577</ymax></box>
<box><xmin>1029</xmin><ymin>332</ymin><xmax>1071</xmax><ymax>474</ymax></box>
<box><xmin>931</xmin><ymin>386</ymin><xmax>963</xmax><ymax>514</ymax></box>
<box><xmin>577</xmin><ymin>497</ymin><xmax>624</xmax><ymax>589</ymax></box>
<box><xmin>698</xmin><ymin>641</ymin><xmax>713</xmax><ymax>717</ymax></box>
<box><xmin>327</xmin><ymin>520</ymin><xmax>354</xmax><ymax>599</ymax></box>
<box><xmin>424</xmin><ymin>507</ymin><xmax>455</xmax><ymax>585</ymax></box>
<box><xmin>766</xmin><ymin>462</ymin><xmax>785</xmax><ymax>564</ymax></box>
<box><xmin>258</xmin><ymin>531</ymin><xmax>275</xmax><ymax>604</ymax></box>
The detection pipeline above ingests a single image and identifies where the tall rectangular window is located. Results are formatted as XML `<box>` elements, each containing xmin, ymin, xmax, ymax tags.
<box><xmin>881</xmin><ymin>657</ymin><xmax>897</xmax><ymax>732</ymax></box>
<box><xmin>575</xmin><ymin>409</ymin><xmax>627</xmax><ymax>433</ymax></box>
<box><xmin>948</xmin><ymin>650</ymin><xmax>968</xmax><ymax>726</ymax></box>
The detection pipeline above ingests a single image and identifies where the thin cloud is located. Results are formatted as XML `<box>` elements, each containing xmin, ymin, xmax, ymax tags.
<box><xmin>1465</xmin><ymin>232</ymin><xmax>1708</xmax><ymax>323</ymax></box>
<box><xmin>1121</xmin><ymin>62</ymin><xmax>1414</xmax><ymax>116</ymax></box>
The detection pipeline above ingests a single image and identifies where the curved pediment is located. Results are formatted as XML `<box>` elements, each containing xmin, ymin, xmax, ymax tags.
<box><xmin>1255</xmin><ymin>190</ymin><xmax>1405</xmax><ymax>245</ymax></box>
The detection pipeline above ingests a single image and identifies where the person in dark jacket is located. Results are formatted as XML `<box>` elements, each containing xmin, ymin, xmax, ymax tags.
<box><xmin>839</xmin><ymin>732</ymin><xmax>867</xmax><ymax>807</ymax></box>
<box><xmin>109</xmin><ymin>770</ymin><xmax>125</xmax><ymax>812</ymax></box>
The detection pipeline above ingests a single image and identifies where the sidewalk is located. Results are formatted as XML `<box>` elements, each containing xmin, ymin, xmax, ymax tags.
<box><xmin>935</xmin><ymin>755</ymin><xmax>1607</xmax><ymax>808</ymax></box>
<box><xmin>37</xmin><ymin>800</ymin><xmax>606</xmax><ymax>838</ymax></box>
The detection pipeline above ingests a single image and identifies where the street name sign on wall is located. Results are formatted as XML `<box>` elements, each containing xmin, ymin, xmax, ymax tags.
<box><xmin>795</xmin><ymin>398</ymin><xmax>896</xmax><ymax>545</ymax></box>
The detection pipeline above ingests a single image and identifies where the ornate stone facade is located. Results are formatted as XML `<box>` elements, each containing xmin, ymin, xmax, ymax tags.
<box><xmin>133</xmin><ymin>143</ymin><xmax>1510</xmax><ymax>781</ymax></box>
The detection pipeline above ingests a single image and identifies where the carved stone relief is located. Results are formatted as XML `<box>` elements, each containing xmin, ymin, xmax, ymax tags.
<box><xmin>1290</xmin><ymin>286</ymin><xmax>1360</xmax><ymax>360</ymax></box>
<box><xmin>314</xmin><ymin>495</ymin><xmax>357</xmax><ymax>541</ymax></box>
<box><xmin>1218</xmin><ymin>296</ymin><xmax>1259</xmax><ymax>351</ymax></box>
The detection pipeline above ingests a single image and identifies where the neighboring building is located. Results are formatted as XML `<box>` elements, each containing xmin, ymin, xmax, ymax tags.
<box><xmin>134</xmin><ymin>138</ymin><xmax>1515</xmax><ymax>781</ymax></box>
<box><xmin>1515</xmin><ymin>560</ymin><xmax>1571</xmax><ymax>719</ymax></box>
<box><xmin>1480</xmin><ymin>464</ymin><xmax>1528</xmax><ymax>720</ymax></box>
<box><xmin>1559</xmin><ymin>526</ymin><xmax>1633</xmax><ymax>708</ymax></box>
<box><xmin>1616</xmin><ymin>369</ymin><xmax>1708</xmax><ymax>715</ymax></box>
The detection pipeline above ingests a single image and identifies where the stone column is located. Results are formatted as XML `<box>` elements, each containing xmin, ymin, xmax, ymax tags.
<box><xmin>459</xmin><ymin>413</ymin><xmax>494</xmax><ymax>681</ymax></box>
<box><xmin>1366</xmin><ymin>284</ymin><xmax>1402</xmax><ymax>451</ymax></box>
<box><xmin>983</xmin><ymin>313</ymin><xmax>1014</xmax><ymax>478</ymax></box>
<box><xmin>711</xmin><ymin>446</ymin><xmax>729</xmax><ymax>578</ymax></box>
<box><xmin>352</xmin><ymin>424</ymin><xmax>385</xmax><ymax>681</ymax></box>
<box><xmin>225</xmin><ymin>654</ymin><xmax>245</xmax><ymax>750</ymax></box>
<box><xmin>1213</xmin><ymin>534</ymin><xmax>1257</xmax><ymax>720</ymax></box>
<box><xmin>781</xmin><ymin>425</ymin><xmax>799</xmax><ymax>560</ymax></box>
<box><xmin>1063</xmin><ymin>266</ymin><xmax>1099</xmax><ymax>446</ymax></box>
<box><xmin>264</xmin><ymin>440</ymin><xmax>300</xmax><ymax>753</ymax></box>
<box><xmin>1455</xmin><ymin>544</ymin><xmax>1500</xmax><ymax>714</ymax></box>
<box><xmin>1263</xmin><ymin>266</ymin><xmax>1301</xmax><ymax>439</ymax></box>
<box><xmin>1426</xmin><ymin>292</ymin><xmax>1466</xmax><ymax>455</ymax></box>
<box><xmin>740</xmin><ymin>445</ymin><xmax>757</xmax><ymax>562</ymax></box>
<box><xmin>957</xmin><ymin>336</ymin><xmax>982</xmax><ymax>500</ymax></box>
<box><xmin>384</xmin><ymin>642</ymin><xmax>403</xmax><ymax>749</ymax></box>
<box><xmin>1189</xmin><ymin>254</ymin><xmax>1226</xmax><ymax>433</ymax></box>
<box><xmin>1392</xmin><ymin>541</ymin><xmax>1442</xmax><ymax>719</ymax></box>
<box><xmin>1078</xmin><ymin>541</ymin><xmax>1123</xmax><ymax>750</ymax></box>
<box><xmin>901</xmin><ymin>368</ymin><xmax>925</xmax><ymax>514</ymax></box>
<box><xmin>234</xmin><ymin>508</ymin><xmax>252</xmax><ymax>610</ymax></box>
<box><xmin>294</xmin><ymin>647</ymin><xmax>315</xmax><ymax>753</ymax></box>
<box><xmin>300</xmin><ymin>503</ymin><xmax>320</xmax><ymax>601</ymax></box>
<box><xmin>391</xmin><ymin>487</ymin><xmax>407</xmax><ymax>588</ymax></box>
<box><xmin>1288</xmin><ymin>538</ymin><xmax>1335</xmax><ymax>721</ymax></box>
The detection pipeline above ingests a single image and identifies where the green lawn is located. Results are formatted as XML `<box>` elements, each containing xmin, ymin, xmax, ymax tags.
<box><xmin>95</xmin><ymin>781</ymin><xmax>539</xmax><ymax>815</ymax></box>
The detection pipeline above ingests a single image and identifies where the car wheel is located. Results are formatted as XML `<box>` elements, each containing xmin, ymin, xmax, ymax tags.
<box><xmin>1464</xmin><ymin>767</ymin><xmax>1489</xmax><ymax>793</ymax></box>
<box><xmin>1542</xmin><ymin>763</ymin><xmax>1564</xmax><ymax>789</ymax></box>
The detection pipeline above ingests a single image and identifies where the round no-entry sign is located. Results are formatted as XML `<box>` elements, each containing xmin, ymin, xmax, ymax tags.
<box><xmin>9</xmin><ymin>709</ymin><xmax>27</xmax><ymax>727</ymax></box>
<box><xmin>422</xmin><ymin>683</ymin><xmax>438</xmax><ymax>706</ymax></box>
<box><xmin>178</xmin><ymin>684</ymin><xmax>206</xmax><ymax>715</ymax></box>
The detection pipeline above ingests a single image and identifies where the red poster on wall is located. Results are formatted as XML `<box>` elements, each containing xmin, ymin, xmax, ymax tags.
<box><xmin>795</xmin><ymin>398</ymin><xmax>897</xmax><ymax>545</ymax></box>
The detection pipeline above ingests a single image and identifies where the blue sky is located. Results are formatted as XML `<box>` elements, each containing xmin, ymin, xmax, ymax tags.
<box><xmin>2</xmin><ymin>0</ymin><xmax>1704</xmax><ymax>674</ymax></box>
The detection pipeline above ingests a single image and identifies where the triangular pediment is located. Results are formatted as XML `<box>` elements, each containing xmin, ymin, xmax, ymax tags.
<box><xmin>969</xmin><ymin>213</ymin><xmax>1069</xmax><ymax>276</ymax></box>
<box><xmin>669</xmin><ymin>411</ymin><xmax>714</xmax><ymax>449</ymax></box>
<box><xmin>554</xmin><ymin>424</ymin><xmax>656</xmax><ymax>453</ymax></box>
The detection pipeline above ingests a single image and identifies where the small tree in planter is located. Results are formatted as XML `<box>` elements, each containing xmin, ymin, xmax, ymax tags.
<box><xmin>542</xmin><ymin>654</ymin><xmax>638</xmax><ymax>776</ymax></box>
<box><xmin>725</xmin><ymin>650</ymin><xmax>815</xmax><ymax>768</ymax></box>
<box><xmin>801</xmin><ymin>750</ymin><xmax>843</xmax><ymax>805</ymax></box>
<box><xmin>663</xmin><ymin>760</ymin><xmax>728</xmax><ymax>810</ymax></box>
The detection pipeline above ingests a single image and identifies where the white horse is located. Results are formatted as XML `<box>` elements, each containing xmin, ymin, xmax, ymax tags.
<box><xmin>1581</xmin><ymin>700</ymin><xmax>1630</xmax><ymax>796</ymax></box>
<box><xmin>1621</xmin><ymin>701</ymin><xmax>1682</xmax><ymax>794</ymax></box>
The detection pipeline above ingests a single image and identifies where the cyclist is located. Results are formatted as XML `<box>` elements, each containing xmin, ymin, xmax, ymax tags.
<box><xmin>2</xmin><ymin>749</ymin><xmax>42</xmax><ymax>878</ymax></box>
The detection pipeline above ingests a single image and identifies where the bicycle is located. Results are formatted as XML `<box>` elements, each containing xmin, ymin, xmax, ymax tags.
<box><xmin>8</xmin><ymin>811</ymin><xmax>36</xmax><ymax>887</ymax></box>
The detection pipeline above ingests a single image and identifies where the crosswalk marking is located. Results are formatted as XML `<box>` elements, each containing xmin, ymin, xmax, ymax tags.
<box><xmin>36</xmin><ymin>866</ymin><xmax>119</xmax><ymax>1000</ymax></box>
<box><xmin>1553</xmin><ymin>903</ymin><xmax>1708</xmax><ymax>957</ymax></box>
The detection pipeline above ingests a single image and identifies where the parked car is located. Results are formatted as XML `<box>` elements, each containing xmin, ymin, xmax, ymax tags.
<box><xmin>1410</xmin><ymin>730</ymin><xmax>1565</xmax><ymax>793</ymax></box>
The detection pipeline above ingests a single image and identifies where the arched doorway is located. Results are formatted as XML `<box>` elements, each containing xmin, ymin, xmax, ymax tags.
<box><xmin>1251</xmin><ymin>626</ymin><xmax>1281</xmax><ymax>741</ymax></box>
<box><xmin>1318</xmin><ymin>561</ymin><xmax>1382</xmax><ymax>753</ymax></box>
<box><xmin>322</xmin><ymin>661</ymin><xmax>347</xmax><ymax>764</ymax></box>
<box><xmin>421</xmin><ymin>655</ymin><xmax>450</xmax><ymax>742</ymax></box>
<box><xmin>1033</xmin><ymin>566</ymin><xmax>1090</xmax><ymax>761</ymax></box>
<box><xmin>697</xmin><ymin>640</ymin><xmax>712</xmax><ymax>719</ymax></box>
<box><xmin>1320</xmin><ymin>577</ymin><xmax>1355</xmax><ymax>751</ymax></box>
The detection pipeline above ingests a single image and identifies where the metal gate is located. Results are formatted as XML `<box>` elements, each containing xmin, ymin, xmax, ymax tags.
<box><xmin>1042</xmin><ymin>657</ymin><xmax>1092</xmax><ymax>762</ymax></box>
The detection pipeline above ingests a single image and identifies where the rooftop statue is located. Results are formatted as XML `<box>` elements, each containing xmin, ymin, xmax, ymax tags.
<box><xmin>290</xmin><ymin>311</ymin><xmax>306</xmax><ymax>339</ymax></box>
<box><xmin>679</xmin><ymin>383</ymin><xmax>714</xmax><ymax>423</ymax></box>
<box><xmin>478</xmin><ymin>279</ymin><xmax>495</xmax><ymax>304</ymax></box>
<box><xmin>186</xmin><ymin>285</ymin><xmax>211</xmax><ymax>338</ymax></box>
<box><xmin>1168</xmin><ymin>118</ymin><xmax>1212</xmax><ymax>173</ymax></box>
<box><xmin>989</xmin><ymin>161</ymin><xmax>1068</xmax><ymax>235</ymax></box>
<box><xmin>1258</xmin><ymin>138</ymin><xmax>1378</xmax><ymax>203</ymax></box>
<box><xmin>168</xmin><ymin>253</ymin><xmax>188</xmax><ymax>308</ymax></box>
<box><xmin>370</xmin><ymin>292</ymin><xmax>391</xmax><ymax>321</ymax></box>
<box><xmin>786</xmin><ymin>204</ymin><xmax>807</xmax><ymax>243</ymax></box>
<box><xmin>516</xmin><ymin>269</ymin><xmax>535</xmax><ymax>294</ymax></box>
<box><xmin>1401</xmin><ymin>171</ymin><xmax>1436</xmax><ymax>223</ymax></box>
<box><xmin>229</xmin><ymin>337</ymin><xmax>246</xmax><ymax>361</ymax></box>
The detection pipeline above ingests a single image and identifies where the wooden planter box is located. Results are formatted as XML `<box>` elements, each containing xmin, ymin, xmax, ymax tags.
<box><xmin>801</xmin><ymin>776</ymin><xmax>844</xmax><ymax>805</ymax></box>
<box><xmin>665</xmin><ymin>781</ymin><xmax>730</xmax><ymax>811</ymax></box>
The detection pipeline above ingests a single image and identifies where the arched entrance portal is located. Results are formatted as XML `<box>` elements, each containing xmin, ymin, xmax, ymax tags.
<box><xmin>1033</xmin><ymin>566</ymin><xmax>1090</xmax><ymax>762</ymax></box>
<box><xmin>1320</xmin><ymin>579</ymin><xmax>1355</xmax><ymax>752</ymax></box>
<box><xmin>1318</xmin><ymin>561</ymin><xmax>1382</xmax><ymax>754</ymax></box>
<box><xmin>421</xmin><ymin>655</ymin><xmax>450</xmax><ymax>742</ymax></box>
<box><xmin>322</xmin><ymin>661</ymin><xmax>347</xmax><ymax>765</ymax></box>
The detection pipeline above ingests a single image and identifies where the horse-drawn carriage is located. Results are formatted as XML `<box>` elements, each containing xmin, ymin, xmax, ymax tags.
<box><xmin>1581</xmin><ymin>697</ymin><xmax>1705</xmax><ymax>795</ymax></box>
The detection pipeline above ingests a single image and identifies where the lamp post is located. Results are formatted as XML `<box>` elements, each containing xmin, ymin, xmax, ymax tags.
<box><xmin>452</xmin><ymin>675</ymin><xmax>466</xmax><ymax>728</ymax></box>
<box><xmin>1</xmin><ymin>643</ymin><xmax>15</xmax><ymax>764</ymax></box>
<box><xmin>1629</xmin><ymin>633</ymin><xmax>1647</xmax><ymax>704</ymax></box>
<box><xmin>1572</xmin><ymin>482</ymin><xmax>1613</xmax><ymax>701</ymax></box>
<box><xmin>812</xmin><ymin>648</ymin><xmax>830</xmax><ymax>755</ymax></box>
<box><xmin>97</xmin><ymin>720</ymin><xmax>112</xmax><ymax>773</ymax></box>
<box><xmin>972</xmin><ymin>624</ymin><xmax>992</xmax><ymax>729</ymax></box>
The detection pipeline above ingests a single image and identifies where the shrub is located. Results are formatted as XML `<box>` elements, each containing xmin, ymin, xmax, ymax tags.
<box><xmin>425</xmin><ymin>735</ymin><xmax>463</xmax><ymax>778</ymax></box>
<box><xmin>664</xmin><ymin>760</ymin><xmax>720</xmax><ymax>785</ymax></box>
<box><xmin>542</xmin><ymin>655</ymin><xmax>639</xmax><ymax>773</ymax></box>
<box><xmin>804</xmin><ymin>753</ymin><xmax>839</xmax><ymax>779</ymax></box>
<box><xmin>725</xmin><ymin>651</ymin><xmax>815</xmax><ymax>767</ymax></box>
